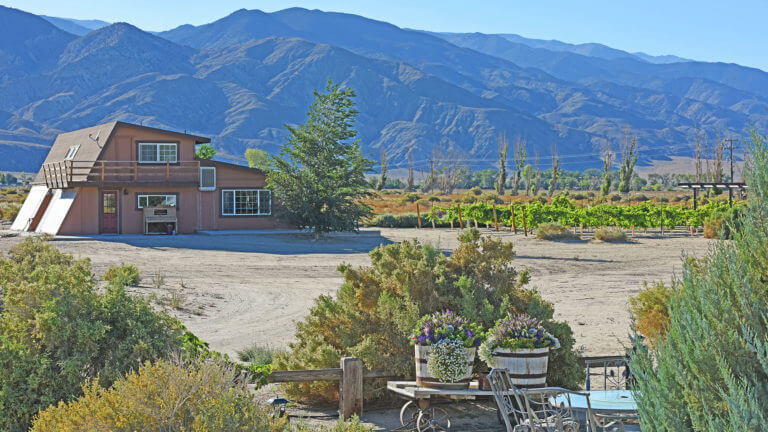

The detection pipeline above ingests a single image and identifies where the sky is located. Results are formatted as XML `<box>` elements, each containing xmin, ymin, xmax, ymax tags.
<box><xmin>3</xmin><ymin>0</ymin><xmax>768</xmax><ymax>71</ymax></box>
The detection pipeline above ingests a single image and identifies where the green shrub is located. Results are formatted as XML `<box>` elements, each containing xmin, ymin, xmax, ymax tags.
<box><xmin>629</xmin><ymin>281</ymin><xmax>673</xmax><ymax>345</ymax></box>
<box><xmin>0</xmin><ymin>237</ymin><xmax>183</xmax><ymax>432</ymax></box>
<box><xmin>571</xmin><ymin>192</ymin><xmax>587</xmax><ymax>200</ymax></box>
<box><xmin>103</xmin><ymin>263</ymin><xmax>141</xmax><ymax>286</ymax></box>
<box><xmin>399</xmin><ymin>193</ymin><xmax>421</xmax><ymax>204</ymax></box>
<box><xmin>427</xmin><ymin>196</ymin><xmax>441</xmax><ymax>202</ymax></box>
<box><xmin>630</xmin><ymin>130</ymin><xmax>768</xmax><ymax>430</ymax></box>
<box><xmin>31</xmin><ymin>358</ymin><xmax>288</xmax><ymax>432</ymax></box>
<box><xmin>461</xmin><ymin>192</ymin><xmax>478</xmax><ymax>203</ymax></box>
<box><xmin>703</xmin><ymin>214</ymin><xmax>724</xmax><ymax>238</ymax></box>
<box><xmin>536</xmin><ymin>222</ymin><xmax>578</xmax><ymax>240</ymax></box>
<box><xmin>274</xmin><ymin>229</ymin><xmax>584</xmax><ymax>402</ymax></box>
<box><xmin>594</xmin><ymin>227</ymin><xmax>628</xmax><ymax>242</ymax></box>
<box><xmin>628</xmin><ymin>193</ymin><xmax>649</xmax><ymax>202</ymax></box>
<box><xmin>608</xmin><ymin>193</ymin><xmax>622</xmax><ymax>202</ymax></box>
<box><xmin>238</xmin><ymin>343</ymin><xmax>285</xmax><ymax>364</ymax></box>
<box><xmin>470</xmin><ymin>186</ymin><xmax>482</xmax><ymax>196</ymax></box>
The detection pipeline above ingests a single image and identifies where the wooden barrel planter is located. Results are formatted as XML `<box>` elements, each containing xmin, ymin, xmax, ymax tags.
<box><xmin>489</xmin><ymin>347</ymin><xmax>549</xmax><ymax>388</ymax></box>
<box><xmin>414</xmin><ymin>345</ymin><xmax>476</xmax><ymax>389</ymax></box>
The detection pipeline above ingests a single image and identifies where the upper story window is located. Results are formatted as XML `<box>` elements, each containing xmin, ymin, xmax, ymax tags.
<box><xmin>199</xmin><ymin>167</ymin><xmax>216</xmax><ymax>191</ymax></box>
<box><xmin>64</xmin><ymin>145</ymin><xmax>80</xmax><ymax>160</ymax></box>
<box><xmin>138</xmin><ymin>142</ymin><xmax>177</xmax><ymax>163</ymax></box>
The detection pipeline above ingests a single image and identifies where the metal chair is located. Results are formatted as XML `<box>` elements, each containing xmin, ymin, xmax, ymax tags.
<box><xmin>488</xmin><ymin>368</ymin><xmax>589</xmax><ymax>432</ymax></box>
<box><xmin>587</xmin><ymin>411</ymin><xmax>639</xmax><ymax>432</ymax></box>
<box><xmin>584</xmin><ymin>357</ymin><xmax>630</xmax><ymax>391</ymax></box>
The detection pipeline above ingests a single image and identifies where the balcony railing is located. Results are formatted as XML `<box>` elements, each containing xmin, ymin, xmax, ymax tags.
<box><xmin>42</xmin><ymin>160</ymin><xmax>202</xmax><ymax>188</ymax></box>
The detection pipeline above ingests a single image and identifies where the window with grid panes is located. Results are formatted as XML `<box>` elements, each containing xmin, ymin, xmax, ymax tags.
<box><xmin>221</xmin><ymin>189</ymin><xmax>271</xmax><ymax>215</ymax></box>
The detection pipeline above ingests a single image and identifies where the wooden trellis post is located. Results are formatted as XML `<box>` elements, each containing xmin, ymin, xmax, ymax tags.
<box><xmin>522</xmin><ymin>206</ymin><xmax>528</xmax><ymax>236</ymax></box>
<box><xmin>416</xmin><ymin>203</ymin><xmax>422</xmax><ymax>229</ymax></box>
<box><xmin>493</xmin><ymin>204</ymin><xmax>499</xmax><ymax>231</ymax></box>
<box><xmin>457</xmin><ymin>204</ymin><xmax>464</xmax><ymax>229</ymax></box>
<box><xmin>511</xmin><ymin>204</ymin><xmax>517</xmax><ymax>234</ymax></box>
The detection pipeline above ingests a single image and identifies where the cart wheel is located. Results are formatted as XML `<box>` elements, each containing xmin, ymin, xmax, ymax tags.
<box><xmin>416</xmin><ymin>407</ymin><xmax>451</xmax><ymax>431</ymax></box>
<box><xmin>399</xmin><ymin>400</ymin><xmax>420</xmax><ymax>426</ymax></box>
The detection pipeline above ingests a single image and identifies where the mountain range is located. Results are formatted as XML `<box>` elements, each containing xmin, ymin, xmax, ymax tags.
<box><xmin>0</xmin><ymin>5</ymin><xmax>766</xmax><ymax>173</ymax></box>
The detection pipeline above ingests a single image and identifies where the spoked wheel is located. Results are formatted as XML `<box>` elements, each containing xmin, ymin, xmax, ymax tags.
<box><xmin>399</xmin><ymin>400</ymin><xmax>420</xmax><ymax>427</ymax></box>
<box><xmin>416</xmin><ymin>407</ymin><xmax>451</xmax><ymax>431</ymax></box>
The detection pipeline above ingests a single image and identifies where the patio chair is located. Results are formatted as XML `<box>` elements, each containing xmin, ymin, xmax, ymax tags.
<box><xmin>584</xmin><ymin>357</ymin><xmax>631</xmax><ymax>390</ymax></box>
<box><xmin>488</xmin><ymin>368</ymin><xmax>591</xmax><ymax>432</ymax></box>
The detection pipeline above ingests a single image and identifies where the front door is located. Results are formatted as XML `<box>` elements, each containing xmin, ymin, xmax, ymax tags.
<box><xmin>102</xmin><ymin>190</ymin><xmax>118</xmax><ymax>234</ymax></box>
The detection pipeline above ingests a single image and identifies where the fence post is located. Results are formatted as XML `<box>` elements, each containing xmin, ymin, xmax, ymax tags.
<box><xmin>511</xmin><ymin>204</ymin><xmax>517</xmax><ymax>234</ymax></box>
<box><xmin>416</xmin><ymin>203</ymin><xmax>422</xmax><ymax>229</ymax></box>
<box><xmin>522</xmin><ymin>206</ymin><xmax>528</xmax><ymax>237</ymax></box>
<box><xmin>493</xmin><ymin>203</ymin><xmax>499</xmax><ymax>231</ymax></box>
<box><xmin>340</xmin><ymin>357</ymin><xmax>363</xmax><ymax>419</ymax></box>
<box><xmin>457</xmin><ymin>204</ymin><xmax>463</xmax><ymax>229</ymax></box>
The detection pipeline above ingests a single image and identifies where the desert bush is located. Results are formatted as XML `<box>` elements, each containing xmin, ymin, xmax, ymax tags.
<box><xmin>461</xmin><ymin>192</ymin><xmax>478</xmax><ymax>203</ymax></box>
<box><xmin>536</xmin><ymin>222</ymin><xmax>578</xmax><ymax>240</ymax></box>
<box><xmin>629</xmin><ymin>281</ymin><xmax>673</xmax><ymax>345</ymax></box>
<box><xmin>1</xmin><ymin>203</ymin><xmax>19</xmax><ymax>221</ymax></box>
<box><xmin>427</xmin><ymin>196</ymin><xmax>441</xmax><ymax>202</ymax></box>
<box><xmin>608</xmin><ymin>193</ymin><xmax>622</xmax><ymax>202</ymax></box>
<box><xmin>630</xmin><ymin>130</ymin><xmax>768</xmax><ymax>430</ymax></box>
<box><xmin>703</xmin><ymin>214</ymin><xmax>724</xmax><ymax>238</ymax></box>
<box><xmin>103</xmin><ymin>263</ymin><xmax>141</xmax><ymax>286</ymax></box>
<box><xmin>470</xmin><ymin>186</ymin><xmax>482</xmax><ymax>195</ymax></box>
<box><xmin>0</xmin><ymin>237</ymin><xmax>183</xmax><ymax>432</ymax></box>
<box><xmin>400</xmin><ymin>192</ymin><xmax>421</xmax><ymax>204</ymax></box>
<box><xmin>594</xmin><ymin>227</ymin><xmax>628</xmax><ymax>242</ymax></box>
<box><xmin>238</xmin><ymin>343</ymin><xmax>286</xmax><ymax>364</ymax></box>
<box><xmin>479</xmin><ymin>191</ymin><xmax>503</xmax><ymax>204</ymax></box>
<box><xmin>367</xmin><ymin>213</ymin><xmax>424</xmax><ymax>228</ymax></box>
<box><xmin>571</xmin><ymin>192</ymin><xmax>587</xmax><ymax>200</ymax></box>
<box><xmin>31</xmin><ymin>358</ymin><xmax>288</xmax><ymax>432</ymax></box>
<box><xmin>274</xmin><ymin>228</ymin><xmax>583</xmax><ymax>402</ymax></box>
<box><xmin>628</xmin><ymin>193</ymin><xmax>649</xmax><ymax>202</ymax></box>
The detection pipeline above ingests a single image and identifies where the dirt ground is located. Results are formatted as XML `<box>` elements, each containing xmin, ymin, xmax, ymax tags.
<box><xmin>0</xmin><ymin>227</ymin><xmax>704</xmax><ymax>430</ymax></box>
<box><xmin>0</xmin><ymin>227</ymin><xmax>710</xmax><ymax>358</ymax></box>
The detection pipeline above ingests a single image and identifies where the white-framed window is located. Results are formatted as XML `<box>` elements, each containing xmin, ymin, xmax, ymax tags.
<box><xmin>221</xmin><ymin>189</ymin><xmax>271</xmax><ymax>216</ymax></box>
<box><xmin>64</xmin><ymin>145</ymin><xmax>80</xmax><ymax>160</ymax></box>
<box><xmin>200</xmin><ymin>167</ymin><xmax>216</xmax><ymax>190</ymax></box>
<box><xmin>137</xmin><ymin>194</ymin><xmax>177</xmax><ymax>208</ymax></box>
<box><xmin>138</xmin><ymin>142</ymin><xmax>177</xmax><ymax>163</ymax></box>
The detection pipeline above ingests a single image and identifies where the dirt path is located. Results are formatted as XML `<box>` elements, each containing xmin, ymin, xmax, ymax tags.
<box><xmin>0</xmin><ymin>229</ymin><xmax>711</xmax><ymax>358</ymax></box>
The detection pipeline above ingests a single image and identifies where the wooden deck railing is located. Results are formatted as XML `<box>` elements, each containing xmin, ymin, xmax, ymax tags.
<box><xmin>42</xmin><ymin>160</ymin><xmax>201</xmax><ymax>188</ymax></box>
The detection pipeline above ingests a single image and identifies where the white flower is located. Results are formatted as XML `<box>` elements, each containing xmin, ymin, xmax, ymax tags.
<box><xmin>427</xmin><ymin>339</ymin><xmax>469</xmax><ymax>383</ymax></box>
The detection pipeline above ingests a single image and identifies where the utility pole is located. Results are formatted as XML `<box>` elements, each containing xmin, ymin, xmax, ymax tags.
<box><xmin>724</xmin><ymin>138</ymin><xmax>737</xmax><ymax>206</ymax></box>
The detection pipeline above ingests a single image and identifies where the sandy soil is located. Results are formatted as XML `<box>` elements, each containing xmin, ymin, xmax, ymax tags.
<box><xmin>0</xmin><ymin>228</ymin><xmax>710</xmax><ymax>359</ymax></box>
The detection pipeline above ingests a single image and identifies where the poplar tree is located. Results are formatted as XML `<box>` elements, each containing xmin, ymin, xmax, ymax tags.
<box><xmin>618</xmin><ymin>130</ymin><xmax>638</xmax><ymax>194</ymax></box>
<box><xmin>497</xmin><ymin>133</ymin><xmax>508</xmax><ymax>196</ymax></box>
<box><xmin>268</xmin><ymin>80</ymin><xmax>374</xmax><ymax>238</ymax></box>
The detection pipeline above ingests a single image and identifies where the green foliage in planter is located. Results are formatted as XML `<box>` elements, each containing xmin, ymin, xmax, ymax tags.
<box><xmin>630</xmin><ymin>130</ymin><xmax>768</xmax><ymax>431</ymax></box>
<box><xmin>103</xmin><ymin>263</ymin><xmax>141</xmax><ymax>286</ymax></box>
<box><xmin>274</xmin><ymin>228</ymin><xmax>584</xmax><ymax>402</ymax></box>
<box><xmin>0</xmin><ymin>237</ymin><xmax>183</xmax><ymax>432</ymax></box>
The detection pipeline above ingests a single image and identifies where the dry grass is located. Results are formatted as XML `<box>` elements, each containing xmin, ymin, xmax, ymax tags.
<box><xmin>594</xmin><ymin>228</ymin><xmax>629</xmax><ymax>242</ymax></box>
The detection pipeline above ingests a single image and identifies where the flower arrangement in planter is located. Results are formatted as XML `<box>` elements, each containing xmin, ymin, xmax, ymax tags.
<box><xmin>479</xmin><ymin>313</ymin><xmax>560</xmax><ymax>388</ymax></box>
<box><xmin>410</xmin><ymin>310</ymin><xmax>483</xmax><ymax>388</ymax></box>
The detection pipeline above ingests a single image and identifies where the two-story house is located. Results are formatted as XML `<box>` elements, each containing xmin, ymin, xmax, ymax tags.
<box><xmin>12</xmin><ymin>121</ymin><xmax>281</xmax><ymax>235</ymax></box>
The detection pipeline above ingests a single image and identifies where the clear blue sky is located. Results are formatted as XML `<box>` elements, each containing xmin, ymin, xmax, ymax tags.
<box><xmin>5</xmin><ymin>0</ymin><xmax>767</xmax><ymax>71</ymax></box>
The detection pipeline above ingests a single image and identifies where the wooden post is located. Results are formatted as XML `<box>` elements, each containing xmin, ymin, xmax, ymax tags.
<box><xmin>68</xmin><ymin>160</ymin><xmax>73</xmax><ymax>184</ymax></box>
<box><xmin>511</xmin><ymin>205</ymin><xmax>517</xmax><ymax>234</ymax></box>
<box><xmin>493</xmin><ymin>204</ymin><xmax>499</xmax><ymax>231</ymax></box>
<box><xmin>474</xmin><ymin>219</ymin><xmax>478</xmax><ymax>229</ymax></box>
<box><xmin>416</xmin><ymin>203</ymin><xmax>422</xmax><ymax>229</ymax></box>
<box><xmin>101</xmin><ymin>162</ymin><xmax>105</xmax><ymax>183</ymax></box>
<box><xmin>134</xmin><ymin>161</ymin><xmax>138</xmax><ymax>181</ymax></box>
<box><xmin>340</xmin><ymin>357</ymin><xmax>363</xmax><ymax>419</ymax></box>
<box><xmin>457</xmin><ymin>204</ymin><xmax>464</xmax><ymax>229</ymax></box>
<box><xmin>522</xmin><ymin>206</ymin><xmax>528</xmax><ymax>236</ymax></box>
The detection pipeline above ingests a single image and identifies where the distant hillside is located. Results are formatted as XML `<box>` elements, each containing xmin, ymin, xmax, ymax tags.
<box><xmin>41</xmin><ymin>15</ymin><xmax>110</xmax><ymax>36</ymax></box>
<box><xmin>0</xmin><ymin>5</ymin><xmax>765</xmax><ymax>173</ymax></box>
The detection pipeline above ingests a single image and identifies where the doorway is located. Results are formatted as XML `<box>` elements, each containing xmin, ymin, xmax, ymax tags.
<box><xmin>101</xmin><ymin>190</ymin><xmax>118</xmax><ymax>234</ymax></box>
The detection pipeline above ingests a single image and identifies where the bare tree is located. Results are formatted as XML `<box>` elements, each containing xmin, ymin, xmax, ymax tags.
<box><xmin>600</xmin><ymin>139</ymin><xmax>614</xmax><ymax>197</ymax></box>
<box><xmin>405</xmin><ymin>148</ymin><xmax>415</xmax><ymax>192</ymax></box>
<box><xmin>618</xmin><ymin>128</ymin><xmax>638</xmax><ymax>194</ymax></box>
<box><xmin>496</xmin><ymin>133</ymin><xmax>508</xmax><ymax>196</ymax></box>
<box><xmin>512</xmin><ymin>138</ymin><xmax>527</xmax><ymax>196</ymax></box>
<box><xmin>435</xmin><ymin>147</ymin><xmax>466</xmax><ymax>195</ymax></box>
<box><xmin>422</xmin><ymin>154</ymin><xmax>437</xmax><ymax>194</ymax></box>
<box><xmin>376</xmin><ymin>149</ymin><xmax>388</xmax><ymax>191</ymax></box>
<box><xmin>713</xmin><ymin>137</ymin><xmax>725</xmax><ymax>182</ymax></box>
<box><xmin>693</xmin><ymin>129</ymin><xmax>704</xmax><ymax>182</ymax></box>
<box><xmin>548</xmin><ymin>144</ymin><xmax>561</xmax><ymax>197</ymax></box>
<box><xmin>531</xmin><ymin>149</ymin><xmax>541</xmax><ymax>196</ymax></box>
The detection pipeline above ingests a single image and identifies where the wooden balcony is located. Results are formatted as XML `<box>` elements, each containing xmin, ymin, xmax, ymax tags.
<box><xmin>42</xmin><ymin>160</ymin><xmax>202</xmax><ymax>188</ymax></box>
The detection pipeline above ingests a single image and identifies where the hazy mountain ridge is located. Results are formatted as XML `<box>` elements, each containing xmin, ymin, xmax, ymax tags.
<box><xmin>1</xmin><ymin>5</ymin><xmax>766</xmax><ymax>172</ymax></box>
